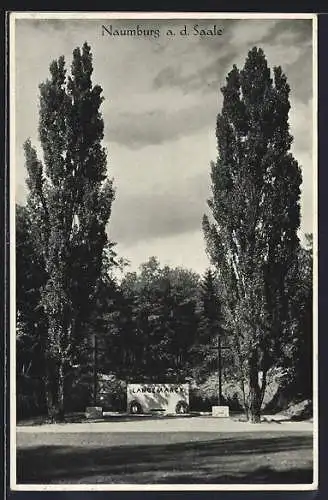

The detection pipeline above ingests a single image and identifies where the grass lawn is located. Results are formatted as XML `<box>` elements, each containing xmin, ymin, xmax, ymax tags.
<box><xmin>16</xmin><ymin>430</ymin><xmax>313</xmax><ymax>485</ymax></box>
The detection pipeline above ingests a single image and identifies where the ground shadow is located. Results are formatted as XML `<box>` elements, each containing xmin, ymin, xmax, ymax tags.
<box><xmin>16</xmin><ymin>433</ymin><xmax>313</xmax><ymax>484</ymax></box>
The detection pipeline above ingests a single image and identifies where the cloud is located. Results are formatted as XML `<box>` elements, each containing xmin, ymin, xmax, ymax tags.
<box><xmin>285</xmin><ymin>45</ymin><xmax>313</xmax><ymax>102</ymax></box>
<box><xmin>229</xmin><ymin>19</ymin><xmax>279</xmax><ymax>47</ymax></box>
<box><xmin>297</xmin><ymin>150</ymin><xmax>314</xmax><ymax>241</ymax></box>
<box><xmin>105</xmin><ymin>99</ymin><xmax>217</xmax><ymax>148</ymax></box>
<box><xmin>290</xmin><ymin>99</ymin><xmax>313</xmax><ymax>154</ymax></box>
<box><xmin>116</xmin><ymin>229</ymin><xmax>209</xmax><ymax>274</ymax></box>
<box><xmin>152</xmin><ymin>51</ymin><xmax>235</xmax><ymax>95</ymax></box>
<box><xmin>17</xmin><ymin>19</ymin><xmax>67</xmax><ymax>31</ymax></box>
<box><xmin>109</xmin><ymin>173</ymin><xmax>210</xmax><ymax>246</ymax></box>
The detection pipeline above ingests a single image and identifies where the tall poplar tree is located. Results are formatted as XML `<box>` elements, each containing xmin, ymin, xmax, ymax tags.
<box><xmin>22</xmin><ymin>42</ymin><xmax>115</xmax><ymax>421</ymax></box>
<box><xmin>203</xmin><ymin>47</ymin><xmax>302</xmax><ymax>422</ymax></box>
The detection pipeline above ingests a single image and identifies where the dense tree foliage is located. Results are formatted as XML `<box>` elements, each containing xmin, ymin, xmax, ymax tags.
<box><xmin>16</xmin><ymin>205</ymin><xmax>48</xmax><ymax>417</ymax></box>
<box><xmin>283</xmin><ymin>234</ymin><xmax>313</xmax><ymax>397</ymax></box>
<box><xmin>194</xmin><ymin>270</ymin><xmax>223</xmax><ymax>380</ymax></box>
<box><xmin>203</xmin><ymin>47</ymin><xmax>303</xmax><ymax>422</ymax></box>
<box><xmin>98</xmin><ymin>257</ymin><xmax>201</xmax><ymax>382</ymax></box>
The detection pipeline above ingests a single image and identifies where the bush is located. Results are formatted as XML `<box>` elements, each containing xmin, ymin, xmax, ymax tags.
<box><xmin>191</xmin><ymin>368</ymin><xmax>287</xmax><ymax>414</ymax></box>
<box><xmin>16</xmin><ymin>375</ymin><xmax>47</xmax><ymax>420</ymax></box>
<box><xmin>191</xmin><ymin>376</ymin><xmax>243</xmax><ymax>412</ymax></box>
<box><xmin>97</xmin><ymin>374</ymin><xmax>127</xmax><ymax>411</ymax></box>
<box><xmin>65</xmin><ymin>372</ymin><xmax>92</xmax><ymax>413</ymax></box>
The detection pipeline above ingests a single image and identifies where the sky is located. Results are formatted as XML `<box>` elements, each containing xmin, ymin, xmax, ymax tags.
<box><xmin>13</xmin><ymin>15</ymin><xmax>315</xmax><ymax>275</ymax></box>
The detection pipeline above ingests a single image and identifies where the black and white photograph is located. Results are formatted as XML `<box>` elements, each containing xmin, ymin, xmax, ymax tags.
<box><xmin>10</xmin><ymin>12</ymin><xmax>317</xmax><ymax>490</ymax></box>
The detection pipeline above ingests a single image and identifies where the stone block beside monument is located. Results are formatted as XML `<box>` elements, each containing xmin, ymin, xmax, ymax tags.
<box><xmin>212</xmin><ymin>405</ymin><xmax>230</xmax><ymax>417</ymax></box>
<box><xmin>85</xmin><ymin>406</ymin><xmax>103</xmax><ymax>420</ymax></box>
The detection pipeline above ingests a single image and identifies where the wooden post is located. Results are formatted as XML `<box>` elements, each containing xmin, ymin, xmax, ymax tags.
<box><xmin>92</xmin><ymin>333</ymin><xmax>98</xmax><ymax>406</ymax></box>
<box><xmin>218</xmin><ymin>335</ymin><xmax>222</xmax><ymax>406</ymax></box>
<box><xmin>210</xmin><ymin>335</ymin><xmax>228</xmax><ymax>406</ymax></box>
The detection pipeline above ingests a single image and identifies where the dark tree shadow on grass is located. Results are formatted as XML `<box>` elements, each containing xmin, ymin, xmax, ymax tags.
<box><xmin>17</xmin><ymin>434</ymin><xmax>313</xmax><ymax>485</ymax></box>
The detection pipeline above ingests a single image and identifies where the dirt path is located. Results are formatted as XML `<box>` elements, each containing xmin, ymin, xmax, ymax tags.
<box><xmin>16</xmin><ymin>416</ymin><xmax>314</xmax><ymax>434</ymax></box>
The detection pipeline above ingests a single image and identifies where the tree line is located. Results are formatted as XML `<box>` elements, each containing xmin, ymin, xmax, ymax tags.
<box><xmin>16</xmin><ymin>43</ymin><xmax>313</xmax><ymax>423</ymax></box>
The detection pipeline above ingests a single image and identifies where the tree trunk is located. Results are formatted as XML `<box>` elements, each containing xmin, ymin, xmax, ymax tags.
<box><xmin>44</xmin><ymin>369</ymin><xmax>56</xmax><ymax>423</ymax></box>
<box><xmin>238</xmin><ymin>359</ymin><xmax>248</xmax><ymax>419</ymax></box>
<box><xmin>240</xmin><ymin>380</ymin><xmax>249</xmax><ymax>420</ymax></box>
<box><xmin>248</xmin><ymin>350</ymin><xmax>262</xmax><ymax>423</ymax></box>
<box><xmin>57</xmin><ymin>360</ymin><xmax>65</xmax><ymax>422</ymax></box>
<box><xmin>92</xmin><ymin>333</ymin><xmax>98</xmax><ymax>407</ymax></box>
<box><xmin>249</xmin><ymin>387</ymin><xmax>261</xmax><ymax>423</ymax></box>
<box><xmin>44</xmin><ymin>356</ymin><xmax>65</xmax><ymax>422</ymax></box>
<box><xmin>259</xmin><ymin>369</ymin><xmax>267</xmax><ymax>408</ymax></box>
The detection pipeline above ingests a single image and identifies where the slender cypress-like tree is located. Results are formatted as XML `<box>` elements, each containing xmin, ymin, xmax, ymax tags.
<box><xmin>203</xmin><ymin>47</ymin><xmax>302</xmax><ymax>422</ymax></box>
<box><xmin>22</xmin><ymin>42</ymin><xmax>115</xmax><ymax>421</ymax></box>
<box><xmin>197</xmin><ymin>269</ymin><xmax>226</xmax><ymax>401</ymax></box>
<box><xmin>200</xmin><ymin>270</ymin><xmax>222</xmax><ymax>339</ymax></box>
